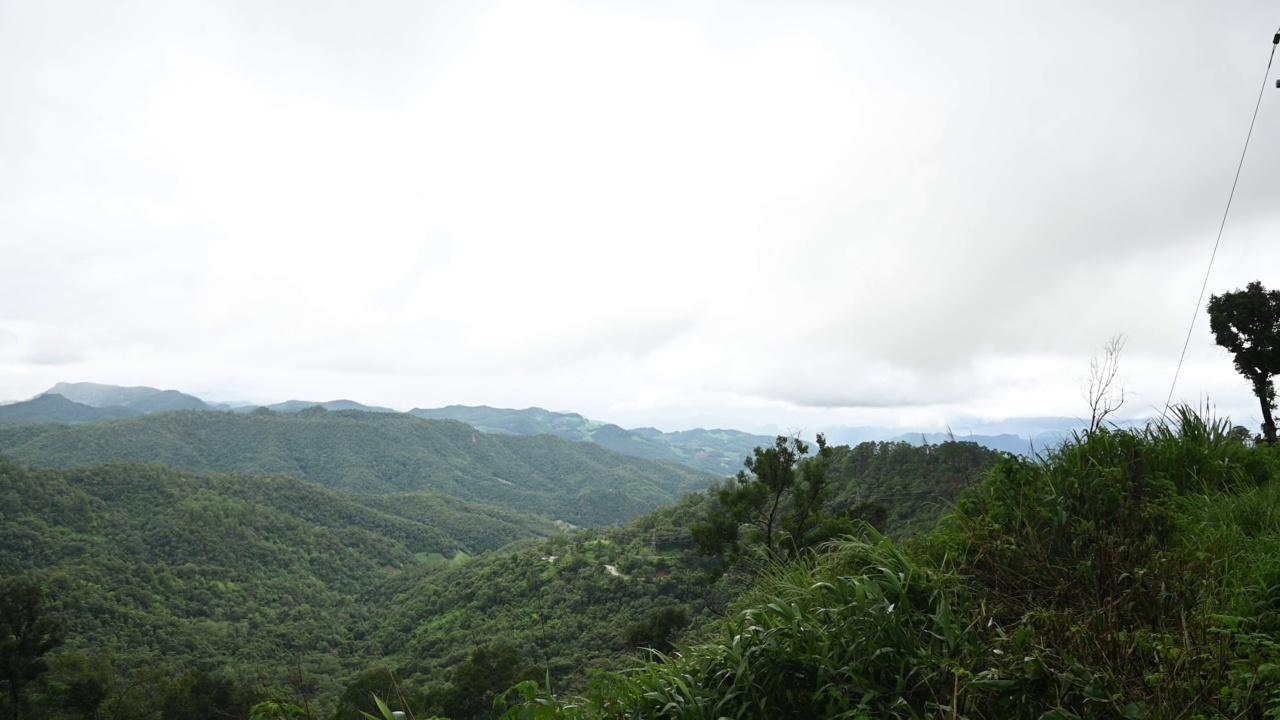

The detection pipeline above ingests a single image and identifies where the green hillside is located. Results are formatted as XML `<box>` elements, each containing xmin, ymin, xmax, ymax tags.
<box><xmin>0</xmin><ymin>408</ymin><xmax>716</xmax><ymax>526</ymax></box>
<box><xmin>0</xmin><ymin>433</ymin><xmax>1008</xmax><ymax>719</ymax></box>
<box><xmin>0</xmin><ymin>456</ymin><xmax>560</xmax><ymax>711</ymax></box>
<box><xmin>48</xmin><ymin>381</ymin><xmax>210</xmax><ymax>412</ymax></box>
<box><xmin>0</xmin><ymin>394</ymin><xmax>140</xmax><ymax>423</ymax></box>
<box><xmin>497</xmin><ymin>413</ymin><xmax>1280</xmax><ymax>719</ymax></box>
<box><xmin>827</xmin><ymin>438</ymin><xmax>1002</xmax><ymax>536</ymax></box>
<box><xmin>410</xmin><ymin>405</ymin><xmax>773</xmax><ymax>475</ymax></box>
<box><xmin>0</xmin><ymin>455</ymin><xmax>716</xmax><ymax>718</ymax></box>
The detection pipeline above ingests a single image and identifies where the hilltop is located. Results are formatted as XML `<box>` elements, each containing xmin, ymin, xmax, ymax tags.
<box><xmin>410</xmin><ymin>405</ymin><xmax>774</xmax><ymax>475</ymax></box>
<box><xmin>0</xmin><ymin>408</ymin><xmax>716</xmax><ymax>526</ymax></box>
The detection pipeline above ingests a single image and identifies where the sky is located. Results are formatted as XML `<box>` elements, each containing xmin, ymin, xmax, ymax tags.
<box><xmin>2</xmin><ymin>0</ymin><xmax>1279</xmax><ymax>436</ymax></box>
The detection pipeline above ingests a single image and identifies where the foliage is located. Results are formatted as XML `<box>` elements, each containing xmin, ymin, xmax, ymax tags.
<box><xmin>499</xmin><ymin>408</ymin><xmax>1280</xmax><ymax>719</ymax></box>
<box><xmin>0</xmin><ymin>455</ymin><xmax>558</xmax><ymax>716</ymax></box>
<box><xmin>1208</xmin><ymin>280</ymin><xmax>1280</xmax><ymax>444</ymax></box>
<box><xmin>825</xmin><ymin>438</ymin><xmax>1002</xmax><ymax>537</ymax></box>
<box><xmin>0</xmin><ymin>450</ymin><xmax>730</xmax><ymax>718</ymax></box>
<box><xmin>422</xmin><ymin>642</ymin><xmax>533</xmax><ymax>720</ymax></box>
<box><xmin>249</xmin><ymin>699</ymin><xmax>313</xmax><ymax>720</ymax></box>
<box><xmin>623</xmin><ymin>607</ymin><xmax>689</xmax><ymax>655</ymax></box>
<box><xmin>371</xmin><ymin>522</ymin><xmax>715</xmax><ymax>694</ymax></box>
<box><xmin>156</xmin><ymin>669</ymin><xmax>260</xmax><ymax>720</ymax></box>
<box><xmin>0</xmin><ymin>395</ymin><xmax>138</xmax><ymax>424</ymax></box>
<box><xmin>332</xmin><ymin>669</ymin><xmax>418</xmax><ymax>720</ymax></box>
<box><xmin>690</xmin><ymin>435</ymin><xmax>852</xmax><ymax>573</ymax></box>
<box><xmin>409</xmin><ymin>406</ymin><xmax>774</xmax><ymax>477</ymax></box>
<box><xmin>0</xmin><ymin>410</ymin><xmax>716</xmax><ymax>526</ymax></box>
<box><xmin>0</xmin><ymin>580</ymin><xmax>65</xmax><ymax>720</ymax></box>
<box><xmin>19</xmin><ymin>404</ymin><xmax>1280</xmax><ymax>719</ymax></box>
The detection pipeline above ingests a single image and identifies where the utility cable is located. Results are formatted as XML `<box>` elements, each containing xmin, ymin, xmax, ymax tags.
<box><xmin>1165</xmin><ymin>27</ymin><xmax>1280</xmax><ymax>414</ymax></box>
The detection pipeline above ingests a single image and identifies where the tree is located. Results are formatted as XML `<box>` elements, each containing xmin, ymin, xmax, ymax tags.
<box><xmin>624</xmin><ymin>606</ymin><xmax>690</xmax><ymax>654</ymax></box>
<box><xmin>157</xmin><ymin>669</ymin><xmax>258</xmax><ymax>720</ymax></box>
<box><xmin>333</xmin><ymin>669</ymin><xmax>415</xmax><ymax>720</ymax></box>
<box><xmin>691</xmin><ymin>434</ymin><xmax>846</xmax><ymax>572</ymax></box>
<box><xmin>1083</xmin><ymin>334</ymin><xmax>1126</xmax><ymax>434</ymax></box>
<box><xmin>0</xmin><ymin>581</ymin><xmax>65</xmax><ymax>720</ymax></box>
<box><xmin>426</xmin><ymin>642</ymin><xmax>530</xmax><ymax>720</ymax></box>
<box><xmin>1207</xmin><ymin>281</ymin><xmax>1280</xmax><ymax>444</ymax></box>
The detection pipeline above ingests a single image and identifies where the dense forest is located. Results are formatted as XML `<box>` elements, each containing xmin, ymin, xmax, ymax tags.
<box><xmin>408</xmin><ymin>406</ymin><xmax>773</xmax><ymax>476</ymax></box>
<box><xmin>0</xmin><ymin>417</ymin><xmax>1002</xmax><ymax>720</ymax></box>
<box><xmin>0</xmin><ymin>384</ymin><xmax>774</xmax><ymax>477</ymax></box>
<box><xmin>493</xmin><ymin>411</ymin><xmax>1280</xmax><ymax>719</ymax></box>
<box><xmin>0</xmin><ymin>409</ymin><xmax>716</xmax><ymax>527</ymax></box>
<box><xmin>10</xmin><ymin>395</ymin><xmax>1280</xmax><ymax>718</ymax></box>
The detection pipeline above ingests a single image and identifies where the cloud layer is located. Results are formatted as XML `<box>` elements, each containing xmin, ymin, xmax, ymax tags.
<box><xmin>3</xmin><ymin>0</ymin><xmax>1279</xmax><ymax>433</ymax></box>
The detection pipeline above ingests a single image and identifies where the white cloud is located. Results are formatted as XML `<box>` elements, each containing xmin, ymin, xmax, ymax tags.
<box><xmin>1</xmin><ymin>0</ymin><xmax>1278</xmax><ymax>434</ymax></box>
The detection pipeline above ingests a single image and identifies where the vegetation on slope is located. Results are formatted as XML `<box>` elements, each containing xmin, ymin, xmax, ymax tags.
<box><xmin>0</xmin><ymin>409</ymin><xmax>716</xmax><ymax>526</ymax></box>
<box><xmin>827</xmin><ymin>437</ymin><xmax>1001</xmax><ymax>536</ymax></box>
<box><xmin>319</xmin><ymin>436</ymin><xmax>1002</xmax><ymax>720</ymax></box>
<box><xmin>409</xmin><ymin>405</ymin><xmax>773</xmax><ymax>476</ymax></box>
<box><xmin>0</xmin><ymin>455</ymin><xmax>565</xmax><ymax>717</ymax></box>
<box><xmin>0</xmin><ymin>394</ymin><xmax>139</xmax><ymax>423</ymax></box>
<box><xmin>498</xmin><ymin>410</ymin><xmax>1280</xmax><ymax>719</ymax></box>
<box><xmin>1</xmin><ymin>430</ymin><xmax>997</xmax><ymax>720</ymax></box>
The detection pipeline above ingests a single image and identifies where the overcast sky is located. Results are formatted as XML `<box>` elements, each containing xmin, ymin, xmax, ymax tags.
<box><xmin>2</xmin><ymin>0</ymin><xmax>1279</xmax><ymax>435</ymax></box>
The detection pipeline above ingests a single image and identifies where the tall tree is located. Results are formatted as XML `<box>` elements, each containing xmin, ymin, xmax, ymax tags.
<box><xmin>691</xmin><ymin>434</ymin><xmax>848</xmax><ymax>572</ymax></box>
<box><xmin>1207</xmin><ymin>281</ymin><xmax>1280</xmax><ymax>444</ymax></box>
<box><xmin>0</xmin><ymin>581</ymin><xmax>65</xmax><ymax>720</ymax></box>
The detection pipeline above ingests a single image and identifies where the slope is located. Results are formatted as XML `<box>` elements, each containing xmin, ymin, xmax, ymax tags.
<box><xmin>0</xmin><ymin>408</ymin><xmax>717</xmax><ymax>526</ymax></box>
<box><xmin>0</xmin><ymin>394</ymin><xmax>141</xmax><ymax>423</ymax></box>
<box><xmin>47</xmin><ymin>381</ymin><xmax>210</xmax><ymax>412</ymax></box>
<box><xmin>0</xmin><ymin>455</ymin><xmax>558</xmax><ymax>704</ymax></box>
<box><xmin>410</xmin><ymin>405</ymin><xmax>772</xmax><ymax>475</ymax></box>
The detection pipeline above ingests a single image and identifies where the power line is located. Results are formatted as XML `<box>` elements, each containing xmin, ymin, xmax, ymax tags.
<box><xmin>1165</xmin><ymin>27</ymin><xmax>1280</xmax><ymax>414</ymax></box>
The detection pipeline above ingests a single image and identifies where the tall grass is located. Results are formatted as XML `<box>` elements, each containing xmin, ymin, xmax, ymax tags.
<box><xmin>500</xmin><ymin>407</ymin><xmax>1280</xmax><ymax>719</ymax></box>
<box><xmin>926</xmin><ymin>406</ymin><xmax>1279</xmax><ymax>717</ymax></box>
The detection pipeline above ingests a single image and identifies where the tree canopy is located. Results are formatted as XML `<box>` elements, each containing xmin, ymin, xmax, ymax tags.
<box><xmin>0</xmin><ymin>581</ymin><xmax>65</xmax><ymax>720</ymax></box>
<box><xmin>690</xmin><ymin>434</ymin><xmax>860</xmax><ymax>572</ymax></box>
<box><xmin>1207</xmin><ymin>280</ymin><xmax>1280</xmax><ymax>443</ymax></box>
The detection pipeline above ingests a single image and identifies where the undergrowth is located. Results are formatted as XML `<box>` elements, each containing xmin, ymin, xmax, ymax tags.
<box><xmin>497</xmin><ymin>407</ymin><xmax>1280</xmax><ymax>719</ymax></box>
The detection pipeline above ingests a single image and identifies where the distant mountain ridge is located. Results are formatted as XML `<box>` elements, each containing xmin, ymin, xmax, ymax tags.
<box><xmin>259</xmin><ymin>399</ymin><xmax>398</xmax><ymax>413</ymax></box>
<box><xmin>0</xmin><ymin>393</ymin><xmax>140</xmax><ymax>423</ymax></box>
<box><xmin>49</xmin><ymin>381</ymin><xmax>210</xmax><ymax>411</ymax></box>
<box><xmin>0</xmin><ymin>455</ymin><xmax>560</xmax><ymax>693</ymax></box>
<box><xmin>3</xmin><ymin>383</ymin><xmax>774</xmax><ymax>475</ymax></box>
<box><xmin>410</xmin><ymin>405</ymin><xmax>775</xmax><ymax>475</ymax></box>
<box><xmin>0</xmin><ymin>409</ymin><xmax>717</xmax><ymax>526</ymax></box>
<box><xmin>0</xmin><ymin>381</ymin><xmax>1089</xmax><ymax>465</ymax></box>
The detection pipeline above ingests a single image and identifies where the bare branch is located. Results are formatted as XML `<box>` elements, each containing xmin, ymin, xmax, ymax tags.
<box><xmin>1084</xmin><ymin>334</ymin><xmax>1127</xmax><ymax>434</ymax></box>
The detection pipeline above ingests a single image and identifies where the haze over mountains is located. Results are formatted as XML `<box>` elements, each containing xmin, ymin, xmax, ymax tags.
<box><xmin>0</xmin><ymin>382</ymin><xmax>1083</xmax><ymax>459</ymax></box>
<box><xmin>0</xmin><ymin>409</ymin><xmax>715</xmax><ymax>527</ymax></box>
<box><xmin>0</xmin><ymin>402</ymin><xmax>1005</xmax><ymax>716</ymax></box>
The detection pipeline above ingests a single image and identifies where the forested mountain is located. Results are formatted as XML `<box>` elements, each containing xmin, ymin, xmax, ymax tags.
<box><xmin>47</xmin><ymin>381</ymin><xmax>210</xmax><ymax>412</ymax></box>
<box><xmin>410</xmin><ymin>405</ymin><xmax>773</xmax><ymax>475</ymax></box>
<box><xmin>0</xmin><ymin>394</ymin><xmax>140</xmax><ymax>423</ymax></box>
<box><xmin>492</xmin><ymin>413</ymin><xmax>1280</xmax><ymax>719</ymax></box>
<box><xmin>0</xmin><ymin>456</ymin><xmax>560</xmax><ymax>715</ymax></box>
<box><xmin>256</xmin><ymin>400</ymin><xmax>398</xmax><ymax>413</ymax></box>
<box><xmin>3</xmin><ymin>384</ymin><xmax>396</xmax><ymax>423</ymax></box>
<box><xmin>887</xmin><ymin>431</ymin><xmax>1036</xmax><ymax>455</ymax></box>
<box><xmin>1</xmin><ymin>430</ymin><xmax>1007</xmax><ymax>719</ymax></box>
<box><xmin>1</xmin><ymin>382</ymin><xmax>1050</xmax><ymax>464</ymax></box>
<box><xmin>828</xmin><ymin>439</ymin><xmax>1002</xmax><ymax>535</ymax></box>
<box><xmin>0</xmin><ymin>455</ymin><xmax>720</xmax><ymax>719</ymax></box>
<box><xmin>0</xmin><ymin>409</ymin><xmax>716</xmax><ymax>526</ymax></box>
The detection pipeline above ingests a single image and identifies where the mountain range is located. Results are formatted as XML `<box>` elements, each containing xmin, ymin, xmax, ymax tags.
<box><xmin>0</xmin><ymin>384</ymin><xmax>776</xmax><ymax>474</ymax></box>
<box><xmin>0</xmin><ymin>408</ymin><xmax>716</xmax><ymax>527</ymax></box>
<box><xmin>0</xmin><ymin>381</ymin><xmax>1096</xmax><ymax>464</ymax></box>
